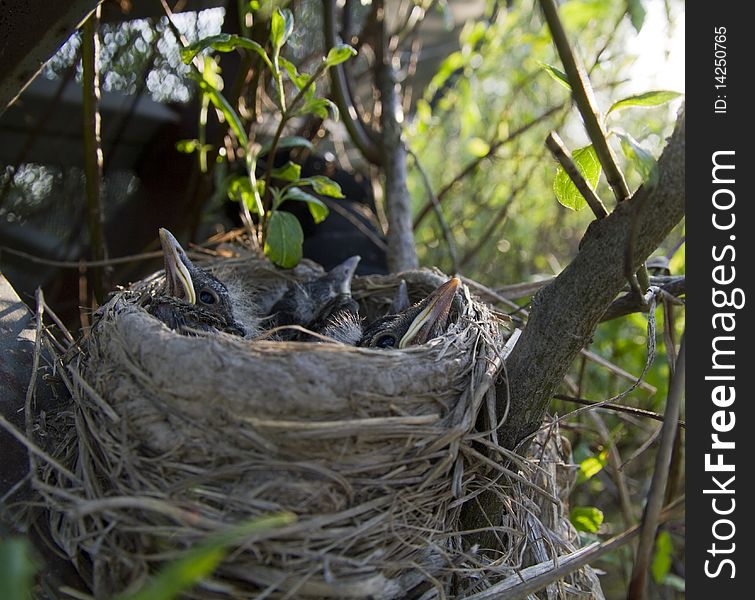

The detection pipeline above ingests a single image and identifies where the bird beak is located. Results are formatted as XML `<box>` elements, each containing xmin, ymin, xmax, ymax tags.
<box><xmin>159</xmin><ymin>228</ymin><xmax>196</xmax><ymax>305</ymax></box>
<box><xmin>399</xmin><ymin>277</ymin><xmax>460</xmax><ymax>348</ymax></box>
<box><xmin>329</xmin><ymin>255</ymin><xmax>361</xmax><ymax>294</ymax></box>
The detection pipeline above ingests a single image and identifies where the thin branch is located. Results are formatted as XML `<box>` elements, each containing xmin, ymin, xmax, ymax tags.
<box><xmin>81</xmin><ymin>5</ymin><xmax>108</xmax><ymax>302</ymax></box>
<box><xmin>628</xmin><ymin>333</ymin><xmax>685</xmax><ymax>599</ymax></box>
<box><xmin>0</xmin><ymin>246</ymin><xmax>208</xmax><ymax>268</ymax></box>
<box><xmin>461</xmin><ymin>108</ymin><xmax>685</xmax><ymax>550</ymax></box>
<box><xmin>538</xmin><ymin>0</ymin><xmax>629</xmax><ymax>203</ymax></box>
<box><xmin>407</xmin><ymin>147</ymin><xmax>459</xmax><ymax>273</ymax></box>
<box><xmin>458</xmin><ymin>158</ymin><xmax>541</xmax><ymax>269</ymax></box>
<box><xmin>553</xmin><ymin>394</ymin><xmax>685</xmax><ymax>428</ymax></box>
<box><xmin>324</xmin><ymin>0</ymin><xmax>382</xmax><ymax>165</ymax></box>
<box><xmin>468</xmin><ymin>497</ymin><xmax>684</xmax><ymax>600</ymax></box>
<box><xmin>545</xmin><ymin>131</ymin><xmax>608</xmax><ymax>219</ymax></box>
<box><xmin>413</xmin><ymin>103</ymin><xmax>565</xmax><ymax>229</ymax></box>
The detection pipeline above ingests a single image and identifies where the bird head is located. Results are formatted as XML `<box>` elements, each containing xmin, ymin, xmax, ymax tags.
<box><xmin>359</xmin><ymin>277</ymin><xmax>461</xmax><ymax>349</ymax></box>
<box><xmin>313</xmin><ymin>255</ymin><xmax>361</xmax><ymax>305</ymax></box>
<box><xmin>158</xmin><ymin>228</ymin><xmax>245</xmax><ymax>335</ymax></box>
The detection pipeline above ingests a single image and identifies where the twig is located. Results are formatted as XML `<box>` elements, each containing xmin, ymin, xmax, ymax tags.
<box><xmin>545</xmin><ymin>131</ymin><xmax>608</xmax><ymax>219</ymax></box>
<box><xmin>628</xmin><ymin>333</ymin><xmax>685</xmax><ymax>599</ymax></box>
<box><xmin>0</xmin><ymin>246</ymin><xmax>215</xmax><ymax>268</ymax></box>
<box><xmin>458</xmin><ymin>158</ymin><xmax>541</xmax><ymax>269</ymax></box>
<box><xmin>0</xmin><ymin>51</ymin><xmax>80</xmax><ymax>209</ymax></box>
<box><xmin>323</xmin><ymin>0</ymin><xmax>382</xmax><ymax>165</ymax></box>
<box><xmin>407</xmin><ymin>147</ymin><xmax>459</xmax><ymax>273</ymax></box>
<box><xmin>538</xmin><ymin>0</ymin><xmax>629</xmax><ymax>203</ymax></box>
<box><xmin>588</xmin><ymin>411</ymin><xmax>634</xmax><ymax>530</ymax></box>
<box><xmin>81</xmin><ymin>5</ymin><xmax>108</xmax><ymax>302</ymax></box>
<box><xmin>413</xmin><ymin>103</ymin><xmax>565</xmax><ymax>229</ymax></box>
<box><xmin>553</xmin><ymin>394</ymin><xmax>684</xmax><ymax>429</ymax></box>
<box><xmin>465</xmin><ymin>497</ymin><xmax>684</xmax><ymax>600</ymax></box>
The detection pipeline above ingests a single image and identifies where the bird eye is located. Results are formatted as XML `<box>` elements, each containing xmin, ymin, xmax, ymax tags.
<box><xmin>199</xmin><ymin>289</ymin><xmax>218</xmax><ymax>305</ymax></box>
<box><xmin>375</xmin><ymin>334</ymin><xmax>396</xmax><ymax>348</ymax></box>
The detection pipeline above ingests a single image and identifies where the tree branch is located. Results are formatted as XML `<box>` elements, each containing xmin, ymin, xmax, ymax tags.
<box><xmin>461</xmin><ymin>106</ymin><xmax>685</xmax><ymax>549</ymax></box>
<box><xmin>375</xmin><ymin>0</ymin><xmax>418</xmax><ymax>272</ymax></box>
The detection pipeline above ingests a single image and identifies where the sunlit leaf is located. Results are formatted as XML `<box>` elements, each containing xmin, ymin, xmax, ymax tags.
<box><xmin>615</xmin><ymin>131</ymin><xmax>658</xmax><ymax>185</ymax></box>
<box><xmin>270</xmin><ymin>8</ymin><xmax>294</xmax><ymax>50</ymax></box>
<box><xmin>467</xmin><ymin>137</ymin><xmax>490</xmax><ymax>157</ymax></box>
<box><xmin>579</xmin><ymin>454</ymin><xmax>606</xmax><ymax>480</ymax></box>
<box><xmin>553</xmin><ymin>145</ymin><xmax>601</xmax><ymax>211</ymax></box>
<box><xmin>118</xmin><ymin>513</ymin><xmax>295</xmax><ymax>600</ymax></box>
<box><xmin>265</xmin><ymin>211</ymin><xmax>303</xmax><ymax>268</ymax></box>
<box><xmin>651</xmin><ymin>530</ymin><xmax>673</xmax><ymax>584</ymax></box>
<box><xmin>325</xmin><ymin>44</ymin><xmax>357</xmax><ymax>67</ymax></box>
<box><xmin>607</xmin><ymin>90</ymin><xmax>682</xmax><ymax>115</ymax></box>
<box><xmin>627</xmin><ymin>0</ymin><xmax>647</xmax><ymax>32</ymax></box>
<box><xmin>560</xmin><ymin>0</ymin><xmax>613</xmax><ymax>30</ymax></box>
<box><xmin>176</xmin><ymin>139</ymin><xmax>200</xmax><ymax>153</ymax></box>
<box><xmin>181</xmin><ymin>34</ymin><xmax>269</xmax><ymax>66</ymax></box>
<box><xmin>426</xmin><ymin>51</ymin><xmax>465</xmax><ymax>99</ymax></box>
<box><xmin>299</xmin><ymin>175</ymin><xmax>344</xmax><ymax>198</ymax></box>
<box><xmin>0</xmin><ymin>537</ymin><xmax>38</xmax><ymax>600</ymax></box>
<box><xmin>297</xmin><ymin>97</ymin><xmax>339</xmax><ymax>121</ymax></box>
<box><xmin>540</xmin><ymin>62</ymin><xmax>571</xmax><ymax>90</ymax></box>
<box><xmin>190</xmin><ymin>72</ymin><xmax>248</xmax><ymax>146</ymax></box>
<box><xmin>227</xmin><ymin>176</ymin><xmax>263</xmax><ymax>213</ymax></box>
<box><xmin>271</xmin><ymin>161</ymin><xmax>302</xmax><ymax>182</ymax></box>
<box><xmin>569</xmin><ymin>506</ymin><xmax>604</xmax><ymax>533</ymax></box>
<box><xmin>279</xmin><ymin>57</ymin><xmax>310</xmax><ymax>90</ymax></box>
<box><xmin>283</xmin><ymin>187</ymin><xmax>330</xmax><ymax>224</ymax></box>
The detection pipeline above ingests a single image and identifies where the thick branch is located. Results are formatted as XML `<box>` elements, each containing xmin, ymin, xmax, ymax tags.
<box><xmin>501</xmin><ymin>107</ymin><xmax>684</xmax><ymax>450</ymax></box>
<box><xmin>461</xmin><ymin>107</ymin><xmax>685</xmax><ymax>548</ymax></box>
<box><xmin>375</xmin><ymin>2</ymin><xmax>418</xmax><ymax>272</ymax></box>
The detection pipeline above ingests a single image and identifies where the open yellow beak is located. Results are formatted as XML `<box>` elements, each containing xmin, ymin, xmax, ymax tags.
<box><xmin>159</xmin><ymin>228</ymin><xmax>196</xmax><ymax>305</ymax></box>
<box><xmin>399</xmin><ymin>277</ymin><xmax>460</xmax><ymax>348</ymax></box>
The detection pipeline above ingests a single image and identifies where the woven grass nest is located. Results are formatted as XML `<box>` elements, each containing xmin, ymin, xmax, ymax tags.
<box><xmin>33</xmin><ymin>248</ymin><xmax>605</xmax><ymax>599</ymax></box>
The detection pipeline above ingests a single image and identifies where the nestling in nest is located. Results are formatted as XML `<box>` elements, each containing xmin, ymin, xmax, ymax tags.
<box><xmin>21</xmin><ymin>233</ymin><xmax>604</xmax><ymax>599</ymax></box>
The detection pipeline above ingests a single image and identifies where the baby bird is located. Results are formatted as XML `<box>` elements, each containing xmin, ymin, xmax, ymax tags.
<box><xmin>359</xmin><ymin>277</ymin><xmax>460</xmax><ymax>349</ymax></box>
<box><xmin>147</xmin><ymin>228</ymin><xmax>246</xmax><ymax>336</ymax></box>
<box><xmin>267</xmin><ymin>255</ymin><xmax>361</xmax><ymax>341</ymax></box>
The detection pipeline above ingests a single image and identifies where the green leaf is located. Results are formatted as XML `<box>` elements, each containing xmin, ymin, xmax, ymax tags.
<box><xmin>259</xmin><ymin>136</ymin><xmax>314</xmax><ymax>157</ymax></box>
<box><xmin>283</xmin><ymin>187</ymin><xmax>330</xmax><ymax>224</ymax></box>
<box><xmin>227</xmin><ymin>176</ymin><xmax>263</xmax><ymax>212</ymax></box>
<box><xmin>279</xmin><ymin>57</ymin><xmax>310</xmax><ymax>90</ymax></box>
<box><xmin>553</xmin><ymin>145</ymin><xmax>601</xmax><ymax>211</ymax></box>
<box><xmin>190</xmin><ymin>72</ymin><xmax>248</xmax><ymax>146</ymax></box>
<box><xmin>607</xmin><ymin>90</ymin><xmax>682</xmax><ymax>115</ymax></box>
<box><xmin>651</xmin><ymin>530</ymin><xmax>673</xmax><ymax>584</ymax></box>
<box><xmin>181</xmin><ymin>34</ymin><xmax>269</xmax><ymax>66</ymax></box>
<box><xmin>264</xmin><ymin>211</ymin><xmax>304</xmax><ymax>268</ymax></box>
<box><xmin>540</xmin><ymin>62</ymin><xmax>571</xmax><ymax>90</ymax></box>
<box><xmin>270</xmin><ymin>8</ymin><xmax>294</xmax><ymax>50</ymax></box>
<box><xmin>118</xmin><ymin>513</ymin><xmax>295</xmax><ymax>600</ymax></box>
<box><xmin>176</xmin><ymin>139</ymin><xmax>200</xmax><ymax>153</ymax></box>
<box><xmin>615</xmin><ymin>131</ymin><xmax>658</xmax><ymax>185</ymax></box>
<box><xmin>271</xmin><ymin>161</ymin><xmax>302</xmax><ymax>182</ymax></box>
<box><xmin>296</xmin><ymin>97</ymin><xmax>339</xmax><ymax>121</ymax></box>
<box><xmin>0</xmin><ymin>537</ymin><xmax>38</xmax><ymax>600</ymax></box>
<box><xmin>627</xmin><ymin>0</ymin><xmax>647</xmax><ymax>32</ymax></box>
<box><xmin>569</xmin><ymin>506</ymin><xmax>604</xmax><ymax>533</ymax></box>
<box><xmin>299</xmin><ymin>175</ymin><xmax>344</xmax><ymax>198</ymax></box>
<box><xmin>466</xmin><ymin>137</ymin><xmax>490</xmax><ymax>157</ymax></box>
<box><xmin>324</xmin><ymin>44</ymin><xmax>357</xmax><ymax>67</ymax></box>
<box><xmin>579</xmin><ymin>453</ymin><xmax>607</xmax><ymax>480</ymax></box>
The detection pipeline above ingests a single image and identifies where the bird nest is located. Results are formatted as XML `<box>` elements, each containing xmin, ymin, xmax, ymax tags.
<box><xmin>25</xmin><ymin>252</ymin><xmax>604</xmax><ymax>599</ymax></box>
